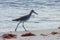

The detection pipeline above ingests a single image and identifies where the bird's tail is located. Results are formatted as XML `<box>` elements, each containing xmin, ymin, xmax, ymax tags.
<box><xmin>12</xmin><ymin>19</ymin><xmax>19</xmax><ymax>21</ymax></box>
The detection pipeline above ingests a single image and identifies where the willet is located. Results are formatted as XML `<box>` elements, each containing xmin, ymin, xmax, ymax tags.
<box><xmin>12</xmin><ymin>10</ymin><xmax>38</xmax><ymax>31</ymax></box>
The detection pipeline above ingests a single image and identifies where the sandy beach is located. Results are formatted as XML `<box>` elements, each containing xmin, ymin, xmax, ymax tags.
<box><xmin>0</xmin><ymin>28</ymin><xmax>60</xmax><ymax>40</ymax></box>
<box><xmin>0</xmin><ymin>0</ymin><xmax>60</xmax><ymax>40</ymax></box>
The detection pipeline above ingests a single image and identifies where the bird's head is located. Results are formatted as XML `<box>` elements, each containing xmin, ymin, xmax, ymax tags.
<box><xmin>31</xmin><ymin>10</ymin><xmax>38</xmax><ymax>15</ymax></box>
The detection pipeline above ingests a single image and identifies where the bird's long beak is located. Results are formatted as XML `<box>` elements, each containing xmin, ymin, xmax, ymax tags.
<box><xmin>33</xmin><ymin>11</ymin><xmax>38</xmax><ymax>15</ymax></box>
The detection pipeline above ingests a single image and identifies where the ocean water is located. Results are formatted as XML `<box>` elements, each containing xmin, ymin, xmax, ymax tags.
<box><xmin>0</xmin><ymin>0</ymin><xmax>60</xmax><ymax>32</ymax></box>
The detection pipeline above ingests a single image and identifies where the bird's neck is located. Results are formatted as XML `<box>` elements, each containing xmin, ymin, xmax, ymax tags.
<box><xmin>29</xmin><ymin>11</ymin><xmax>33</xmax><ymax>16</ymax></box>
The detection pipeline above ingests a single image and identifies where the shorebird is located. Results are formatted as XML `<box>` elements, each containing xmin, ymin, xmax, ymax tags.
<box><xmin>12</xmin><ymin>10</ymin><xmax>38</xmax><ymax>32</ymax></box>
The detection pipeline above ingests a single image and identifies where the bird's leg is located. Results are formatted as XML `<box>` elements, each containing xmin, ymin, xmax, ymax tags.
<box><xmin>15</xmin><ymin>22</ymin><xmax>21</xmax><ymax>32</ymax></box>
<box><xmin>22</xmin><ymin>22</ymin><xmax>27</xmax><ymax>31</ymax></box>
